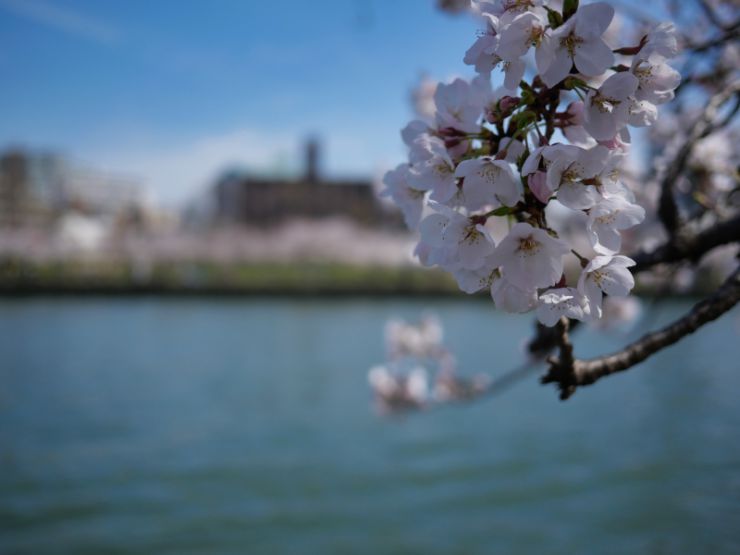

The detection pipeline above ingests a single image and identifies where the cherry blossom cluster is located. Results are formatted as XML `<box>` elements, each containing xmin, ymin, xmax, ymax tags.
<box><xmin>368</xmin><ymin>315</ymin><xmax>488</xmax><ymax>412</ymax></box>
<box><xmin>381</xmin><ymin>0</ymin><xmax>680</xmax><ymax>326</ymax></box>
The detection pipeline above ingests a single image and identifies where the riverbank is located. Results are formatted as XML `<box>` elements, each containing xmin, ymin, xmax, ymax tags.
<box><xmin>0</xmin><ymin>256</ymin><xmax>725</xmax><ymax>297</ymax></box>
<box><xmin>0</xmin><ymin>257</ymin><xmax>461</xmax><ymax>297</ymax></box>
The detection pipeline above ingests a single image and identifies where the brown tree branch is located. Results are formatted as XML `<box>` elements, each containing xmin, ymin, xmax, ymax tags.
<box><xmin>631</xmin><ymin>213</ymin><xmax>740</xmax><ymax>273</ymax></box>
<box><xmin>542</xmin><ymin>318</ymin><xmax>577</xmax><ymax>399</ymax></box>
<box><xmin>687</xmin><ymin>23</ymin><xmax>740</xmax><ymax>53</ymax></box>
<box><xmin>542</xmin><ymin>265</ymin><xmax>740</xmax><ymax>399</ymax></box>
<box><xmin>656</xmin><ymin>81</ymin><xmax>740</xmax><ymax>234</ymax></box>
<box><xmin>696</xmin><ymin>0</ymin><xmax>726</xmax><ymax>31</ymax></box>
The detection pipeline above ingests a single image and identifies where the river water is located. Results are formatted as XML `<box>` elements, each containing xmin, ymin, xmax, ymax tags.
<box><xmin>0</xmin><ymin>297</ymin><xmax>738</xmax><ymax>554</ymax></box>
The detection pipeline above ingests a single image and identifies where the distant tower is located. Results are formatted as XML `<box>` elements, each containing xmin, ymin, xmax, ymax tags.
<box><xmin>0</xmin><ymin>151</ymin><xmax>30</xmax><ymax>227</ymax></box>
<box><xmin>305</xmin><ymin>137</ymin><xmax>320</xmax><ymax>183</ymax></box>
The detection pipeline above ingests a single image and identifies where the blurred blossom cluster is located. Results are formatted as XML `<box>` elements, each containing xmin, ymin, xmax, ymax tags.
<box><xmin>381</xmin><ymin>0</ymin><xmax>683</xmax><ymax>327</ymax></box>
<box><xmin>652</xmin><ymin>114</ymin><xmax>740</xmax><ymax>218</ymax></box>
<box><xmin>368</xmin><ymin>315</ymin><xmax>489</xmax><ymax>413</ymax></box>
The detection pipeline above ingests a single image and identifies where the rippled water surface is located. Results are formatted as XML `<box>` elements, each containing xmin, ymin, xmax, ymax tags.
<box><xmin>1</xmin><ymin>297</ymin><xmax>739</xmax><ymax>554</ymax></box>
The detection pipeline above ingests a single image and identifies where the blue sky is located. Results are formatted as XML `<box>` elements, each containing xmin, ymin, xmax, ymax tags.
<box><xmin>0</xmin><ymin>0</ymin><xmax>482</xmax><ymax>205</ymax></box>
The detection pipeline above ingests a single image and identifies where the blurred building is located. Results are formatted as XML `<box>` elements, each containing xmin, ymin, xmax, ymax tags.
<box><xmin>0</xmin><ymin>149</ymin><xmax>148</xmax><ymax>229</ymax></box>
<box><xmin>213</xmin><ymin>139</ymin><xmax>402</xmax><ymax>228</ymax></box>
<box><xmin>0</xmin><ymin>151</ymin><xmax>54</xmax><ymax>227</ymax></box>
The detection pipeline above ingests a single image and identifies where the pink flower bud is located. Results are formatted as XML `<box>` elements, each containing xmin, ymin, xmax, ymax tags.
<box><xmin>528</xmin><ymin>171</ymin><xmax>552</xmax><ymax>204</ymax></box>
<box><xmin>499</xmin><ymin>96</ymin><xmax>520</xmax><ymax>114</ymax></box>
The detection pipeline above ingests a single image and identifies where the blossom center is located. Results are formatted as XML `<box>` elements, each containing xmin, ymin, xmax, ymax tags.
<box><xmin>560</xmin><ymin>33</ymin><xmax>584</xmax><ymax>56</ymax></box>
<box><xmin>528</xmin><ymin>26</ymin><xmax>545</xmax><ymax>48</ymax></box>
<box><xmin>517</xmin><ymin>234</ymin><xmax>541</xmax><ymax>256</ymax></box>
<box><xmin>562</xmin><ymin>164</ymin><xmax>581</xmax><ymax>183</ymax></box>
<box><xmin>634</xmin><ymin>62</ymin><xmax>653</xmax><ymax>85</ymax></box>
<box><xmin>595</xmin><ymin>213</ymin><xmax>616</xmax><ymax>225</ymax></box>
<box><xmin>462</xmin><ymin>224</ymin><xmax>484</xmax><ymax>245</ymax></box>
<box><xmin>504</xmin><ymin>0</ymin><xmax>535</xmax><ymax>13</ymax></box>
<box><xmin>478</xmin><ymin>164</ymin><xmax>500</xmax><ymax>184</ymax></box>
<box><xmin>479</xmin><ymin>271</ymin><xmax>496</xmax><ymax>289</ymax></box>
<box><xmin>434</xmin><ymin>162</ymin><xmax>453</xmax><ymax>177</ymax></box>
<box><xmin>592</xmin><ymin>94</ymin><xmax>621</xmax><ymax>114</ymax></box>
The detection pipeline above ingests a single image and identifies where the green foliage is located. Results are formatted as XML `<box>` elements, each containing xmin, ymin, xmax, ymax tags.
<box><xmin>510</xmin><ymin>110</ymin><xmax>537</xmax><ymax>131</ymax></box>
<box><xmin>489</xmin><ymin>206</ymin><xmax>516</xmax><ymax>217</ymax></box>
<box><xmin>563</xmin><ymin>0</ymin><xmax>579</xmax><ymax>21</ymax></box>
<box><xmin>545</xmin><ymin>6</ymin><xmax>563</xmax><ymax>29</ymax></box>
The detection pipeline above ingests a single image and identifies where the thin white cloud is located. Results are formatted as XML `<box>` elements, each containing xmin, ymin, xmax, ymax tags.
<box><xmin>71</xmin><ymin>121</ymin><xmax>403</xmax><ymax>208</ymax></box>
<box><xmin>0</xmin><ymin>0</ymin><xmax>119</xmax><ymax>45</ymax></box>
<box><xmin>88</xmin><ymin>129</ymin><xmax>302</xmax><ymax>207</ymax></box>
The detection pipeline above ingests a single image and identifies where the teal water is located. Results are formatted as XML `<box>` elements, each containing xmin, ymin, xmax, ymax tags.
<box><xmin>0</xmin><ymin>298</ymin><xmax>738</xmax><ymax>554</ymax></box>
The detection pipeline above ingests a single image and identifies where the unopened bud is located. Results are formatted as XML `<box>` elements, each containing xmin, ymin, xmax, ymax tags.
<box><xmin>499</xmin><ymin>96</ymin><xmax>521</xmax><ymax>114</ymax></box>
<box><xmin>563</xmin><ymin>76</ymin><xmax>586</xmax><ymax>90</ymax></box>
<box><xmin>437</xmin><ymin>127</ymin><xmax>466</xmax><ymax>138</ymax></box>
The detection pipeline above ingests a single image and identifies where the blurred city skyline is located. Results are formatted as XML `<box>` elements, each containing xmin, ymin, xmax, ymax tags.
<box><xmin>0</xmin><ymin>0</ymin><xmax>481</xmax><ymax>207</ymax></box>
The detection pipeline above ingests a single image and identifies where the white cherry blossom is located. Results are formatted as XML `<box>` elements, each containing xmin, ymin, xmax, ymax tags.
<box><xmin>452</xmin><ymin>260</ymin><xmax>497</xmax><ymax>294</ymax></box>
<box><xmin>631</xmin><ymin>51</ymin><xmax>681</xmax><ymax>105</ymax></box>
<box><xmin>563</xmin><ymin>101</ymin><xmax>597</xmax><ymax>147</ymax></box>
<box><xmin>597</xmin><ymin>127</ymin><xmax>631</xmax><ymax>153</ymax></box>
<box><xmin>402</xmin><ymin>120</ymin><xmax>432</xmax><ymax>153</ymax></box>
<box><xmin>477</xmin><ymin>0</ymin><xmax>545</xmax><ymax>25</ymax></box>
<box><xmin>418</xmin><ymin>203</ymin><xmax>495</xmax><ymax>270</ymax></box>
<box><xmin>587</xmin><ymin>196</ymin><xmax>645</xmax><ymax>254</ymax></box>
<box><xmin>502</xmin><ymin>58</ymin><xmax>527</xmax><ymax>91</ymax></box>
<box><xmin>545</xmin><ymin>145</ymin><xmax>610</xmax><ymax>209</ymax></box>
<box><xmin>583</xmin><ymin>72</ymin><xmax>639</xmax><ymax>141</ymax></box>
<box><xmin>536</xmin><ymin>287</ymin><xmax>590</xmax><ymax>326</ymax></box>
<box><xmin>455</xmin><ymin>156</ymin><xmax>523</xmax><ymax>210</ymax></box>
<box><xmin>407</xmin><ymin>133</ymin><xmax>443</xmax><ymax>165</ymax></box>
<box><xmin>407</xmin><ymin>138</ymin><xmax>458</xmax><ymax>203</ymax></box>
<box><xmin>414</xmin><ymin>238</ymin><xmax>457</xmax><ymax>269</ymax></box>
<box><xmin>641</xmin><ymin>22</ymin><xmax>678</xmax><ymax>60</ymax></box>
<box><xmin>452</xmin><ymin>255</ymin><xmax>539</xmax><ymax>313</ymax></box>
<box><xmin>490</xmin><ymin>274</ymin><xmax>539</xmax><ymax>313</ymax></box>
<box><xmin>489</xmin><ymin>222</ymin><xmax>570</xmax><ymax>289</ymax></box>
<box><xmin>593</xmin><ymin>296</ymin><xmax>642</xmax><ymax>330</ymax></box>
<box><xmin>540</xmin><ymin>2</ymin><xmax>615</xmax><ymax>87</ymax></box>
<box><xmin>577</xmin><ymin>254</ymin><xmax>636</xmax><ymax>318</ymax></box>
<box><xmin>380</xmin><ymin>164</ymin><xmax>426</xmax><ymax>229</ymax></box>
<box><xmin>442</xmin><ymin>214</ymin><xmax>496</xmax><ymax>269</ymax></box>
<box><xmin>384</xmin><ymin>315</ymin><xmax>443</xmax><ymax>359</ymax></box>
<box><xmin>497</xmin><ymin>12</ymin><xmax>553</xmax><ymax>75</ymax></box>
<box><xmin>626</xmin><ymin>97</ymin><xmax>658</xmax><ymax>128</ymax></box>
<box><xmin>410</xmin><ymin>76</ymin><xmax>438</xmax><ymax>122</ymax></box>
<box><xmin>595</xmin><ymin>151</ymin><xmax>634</xmax><ymax>200</ymax></box>
<box><xmin>464</xmin><ymin>13</ymin><xmax>502</xmax><ymax>74</ymax></box>
<box><xmin>435</xmin><ymin>78</ymin><xmax>484</xmax><ymax>133</ymax></box>
<box><xmin>384</xmin><ymin>1</ymin><xmax>678</xmax><ymax>326</ymax></box>
<box><xmin>497</xmin><ymin>137</ymin><xmax>526</xmax><ymax>162</ymax></box>
<box><xmin>406</xmin><ymin>367</ymin><xmax>430</xmax><ymax>405</ymax></box>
